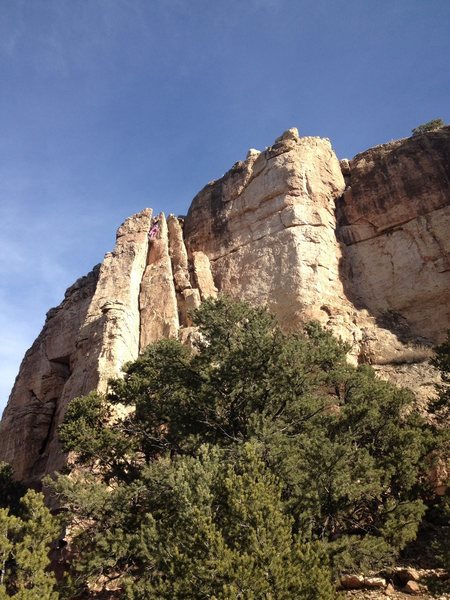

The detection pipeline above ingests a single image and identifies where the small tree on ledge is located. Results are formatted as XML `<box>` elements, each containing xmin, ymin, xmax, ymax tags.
<box><xmin>412</xmin><ymin>118</ymin><xmax>445</xmax><ymax>135</ymax></box>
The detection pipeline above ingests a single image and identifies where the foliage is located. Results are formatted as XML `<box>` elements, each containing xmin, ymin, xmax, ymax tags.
<box><xmin>430</xmin><ymin>495</ymin><xmax>450</xmax><ymax>571</ymax></box>
<box><xmin>54</xmin><ymin>297</ymin><xmax>440</xmax><ymax>596</ymax></box>
<box><xmin>411</xmin><ymin>118</ymin><xmax>445</xmax><ymax>135</ymax></box>
<box><xmin>428</xmin><ymin>333</ymin><xmax>450</xmax><ymax>571</ymax></box>
<box><xmin>0</xmin><ymin>464</ymin><xmax>26</xmax><ymax>516</ymax></box>
<box><xmin>0</xmin><ymin>490</ymin><xmax>59</xmax><ymax>599</ymax></box>
<box><xmin>430</xmin><ymin>330</ymin><xmax>450</xmax><ymax>420</ymax></box>
<box><xmin>55</xmin><ymin>443</ymin><xmax>335</xmax><ymax>599</ymax></box>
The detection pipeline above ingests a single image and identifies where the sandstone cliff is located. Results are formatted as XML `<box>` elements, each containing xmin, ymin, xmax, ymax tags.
<box><xmin>337</xmin><ymin>127</ymin><xmax>450</xmax><ymax>344</ymax></box>
<box><xmin>1</xmin><ymin>126</ymin><xmax>449</xmax><ymax>484</ymax></box>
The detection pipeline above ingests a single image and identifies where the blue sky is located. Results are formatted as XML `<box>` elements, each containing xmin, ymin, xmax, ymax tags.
<box><xmin>1</xmin><ymin>0</ymin><xmax>449</xmax><ymax>412</ymax></box>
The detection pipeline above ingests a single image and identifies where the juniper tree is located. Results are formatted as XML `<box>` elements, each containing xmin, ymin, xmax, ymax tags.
<box><xmin>54</xmin><ymin>444</ymin><xmax>336</xmax><ymax>599</ymax></box>
<box><xmin>427</xmin><ymin>332</ymin><xmax>450</xmax><ymax>570</ymax></box>
<box><xmin>55</xmin><ymin>297</ymin><xmax>438</xmax><ymax>595</ymax></box>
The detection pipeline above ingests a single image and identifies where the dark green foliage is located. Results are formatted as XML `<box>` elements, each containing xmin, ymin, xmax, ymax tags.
<box><xmin>0</xmin><ymin>490</ymin><xmax>59</xmax><ymax>599</ymax></box>
<box><xmin>430</xmin><ymin>331</ymin><xmax>450</xmax><ymax>421</ymax></box>
<box><xmin>55</xmin><ymin>297</ymin><xmax>440</xmax><ymax>596</ymax></box>
<box><xmin>427</xmin><ymin>333</ymin><xmax>450</xmax><ymax>571</ymax></box>
<box><xmin>429</xmin><ymin>495</ymin><xmax>450</xmax><ymax>571</ymax></box>
<box><xmin>59</xmin><ymin>392</ymin><xmax>137</xmax><ymax>483</ymax></box>
<box><xmin>412</xmin><ymin>118</ymin><xmax>445</xmax><ymax>135</ymax></box>
<box><xmin>55</xmin><ymin>444</ymin><xmax>335</xmax><ymax>599</ymax></box>
<box><xmin>0</xmin><ymin>463</ymin><xmax>26</xmax><ymax>516</ymax></box>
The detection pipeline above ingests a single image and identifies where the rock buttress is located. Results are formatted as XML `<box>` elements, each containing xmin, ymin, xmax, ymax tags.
<box><xmin>139</xmin><ymin>213</ymin><xmax>179</xmax><ymax>349</ymax></box>
<box><xmin>45</xmin><ymin>208</ymin><xmax>152</xmax><ymax>476</ymax></box>
<box><xmin>184</xmin><ymin>128</ymin><xmax>358</xmax><ymax>339</ymax></box>
<box><xmin>0</xmin><ymin>267</ymin><xmax>100</xmax><ymax>483</ymax></box>
<box><xmin>183</xmin><ymin>128</ymin><xmax>444</xmax><ymax>399</ymax></box>
<box><xmin>167</xmin><ymin>215</ymin><xmax>202</xmax><ymax>326</ymax></box>
<box><xmin>0</xmin><ymin>209</ymin><xmax>152</xmax><ymax>482</ymax></box>
<box><xmin>336</xmin><ymin>126</ymin><xmax>450</xmax><ymax>344</ymax></box>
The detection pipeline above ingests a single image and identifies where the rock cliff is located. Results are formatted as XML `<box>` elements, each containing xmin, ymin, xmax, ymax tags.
<box><xmin>337</xmin><ymin>127</ymin><xmax>450</xmax><ymax>343</ymax></box>
<box><xmin>1</xmin><ymin>126</ymin><xmax>449</xmax><ymax>484</ymax></box>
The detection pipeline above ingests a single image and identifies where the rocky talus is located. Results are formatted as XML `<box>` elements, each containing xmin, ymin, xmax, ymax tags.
<box><xmin>1</xmin><ymin>126</ymin><xmax>449</xmax><ymax>484</ymax></box>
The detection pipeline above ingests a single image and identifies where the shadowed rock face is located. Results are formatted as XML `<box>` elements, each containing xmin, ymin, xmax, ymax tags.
<box><xmin>1</xmin><ymin>126</ymin><xmax>449</xmax><ymax>484</ymax></box>
<box><xmin>336</xmin><ymin>126</ymin><xmax>450</xmax><ymax>343</ymax></box>
<box><xmin>0</xmin><ymin>267</ymin><xmax>100</xmax><ymax>483</ymax></box>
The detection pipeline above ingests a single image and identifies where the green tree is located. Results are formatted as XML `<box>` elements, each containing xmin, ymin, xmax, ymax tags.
<box><xmin>55</xmin><ymin>444</ymin><xmax>335</xmax><ymax>599</ymax></box>
<box><xmin>0</xmin><ymin>463</ymin><xmax>25</xmax><ymax>516</ymax></box>
<box><xmin>55</xmin><ymin>297</ymin><xmax>438</xmax><ymax>594</ymax></box>
<box><xmin>428</xmin><ymin>333</ymin><xmax>450</xmax><ymax>571</ymax></box>
<box><xmin>430</xmin><ymin>330</ymin><xmax>450</xmax><ymax>420</ymax></box>
<box><xmin>412</xmin><ymin>118</ymin><xmax>445</xmax><ymax>135</ymax></box>
<box><xmin>0</xmin><ymin>490</ymin><xmax>59</xmax><ymax>599</ymax></box>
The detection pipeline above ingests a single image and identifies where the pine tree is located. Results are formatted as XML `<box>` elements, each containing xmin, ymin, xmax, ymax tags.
<box><xmin>0</xmin><ymin>490</ymin><xmax>59</xmax><ymax>599</ymax></box>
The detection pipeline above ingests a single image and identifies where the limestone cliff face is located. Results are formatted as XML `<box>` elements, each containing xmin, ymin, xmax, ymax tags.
<box><xmin>1</xmin><ymin>126</ymin><xmax>449</xmax><ymax>484</ymax></box>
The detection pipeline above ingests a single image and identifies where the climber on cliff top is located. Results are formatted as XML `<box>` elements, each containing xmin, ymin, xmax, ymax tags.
<box><xmin>148</xmin><ymin>216</ymin><xmax>160</xmax><ymax>240</ymax></box>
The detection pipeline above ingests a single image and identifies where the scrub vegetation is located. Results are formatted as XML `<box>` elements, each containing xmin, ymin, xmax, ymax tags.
<box><xmin>0</xmin><ymin>298</ymin><xmax>448</xmax><ymax>599</ymax></box>
<box><xmin>412</xmin><ymin>118</ymin><xmax>446</xmax><ymax>135</ymax></box>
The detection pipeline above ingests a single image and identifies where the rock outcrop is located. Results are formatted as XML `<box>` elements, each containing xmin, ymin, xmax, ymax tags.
<box><xmin>184</xmin><ymin>129</ymin><xmax>350</xmax><ymax>332</ymax></box>
<box><xmin>1</xmin><ymin>126</ymin><xmax>449</xmax><ymax>484</ymax></box>
<box><xmin>337</xmin><ymin>127</ymin><xmax>450</xmax><ymax>344</ymax></box>
<box><xmin>139</xmin><ymin>213</ymin><xmax>179</xmax><ymax>348</ymax></box>
<box><xmin>0</xmin><ymin>267</ymin><xmax>100</xmax><ymax>482</ymax></box>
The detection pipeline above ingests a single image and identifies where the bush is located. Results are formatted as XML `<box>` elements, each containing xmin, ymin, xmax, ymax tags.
<box><xmin>54</xmin><ymin>297</ymin><xmax>441</xmax><ymax>596</ymax></box>
<box><xmin>412</xmin><ymin>118</ymin><xmax>445</xmax><ymax>135</ymax></box>
<box><xmin>0</xmin><ymin>490</ymin><xmax>59</xmax><ymax>598</ymax></box>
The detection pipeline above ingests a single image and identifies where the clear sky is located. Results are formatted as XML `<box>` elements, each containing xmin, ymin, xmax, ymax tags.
<box><xmin>1</xmin><ymin>0</ymin><xmax>449</xmax><ymax>412</ymax></box>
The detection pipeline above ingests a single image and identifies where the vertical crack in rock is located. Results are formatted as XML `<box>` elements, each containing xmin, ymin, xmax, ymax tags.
<box><xmin>167</xmin><ymin>214</ymin><xmax>201</xmax><ymax>326</ymax></box>
<box><xmin>139</xmin><ymin>213</ymin><xmax>179</xmax><ymax>351</ymax></box>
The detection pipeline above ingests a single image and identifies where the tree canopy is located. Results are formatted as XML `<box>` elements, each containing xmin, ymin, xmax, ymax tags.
<box><xmin>51</xmin><ymin>297</ymin><xmax>441</xmax><ymax>598</ymax></box>
<box><xmin>0</xmin><ymin>489</ymin><xmax>59</xmax><ymax>599</ymax></box>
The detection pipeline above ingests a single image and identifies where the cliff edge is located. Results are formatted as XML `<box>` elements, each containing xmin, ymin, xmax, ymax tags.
<box><xmin>1</xmin><ymin>126</ymin><xmax>449</xmax><ymax>484</ymax></box>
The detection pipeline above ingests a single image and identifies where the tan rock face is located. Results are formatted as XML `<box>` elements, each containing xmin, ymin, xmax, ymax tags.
<box><xmin>337</xmin><ymin>126</ymin><xmax>450</xmax><ymax>344</ymax></box>
<box><xmin>0</xmin><ymin>209</ymin><xmax>152</xmax><ymax>482</ymax></box>
<box><xmin>1</xmin><ymin>127</ymin><xmax>449</xmax><ymax>483</ymax></box>
<box><xmin>191</xmin><ymin>251</ymin><xmax>218</xmax><ymax>300</ymax></box>
<box><xmin>167</xmin><ymin>215</ymin><xmax>202</xmax><ymax>326</ymax></box>
<box><xmin>46</xmin><ymin>208</ymin><xmax>153</xmax><ymax>477</ymax></box>
<box><xmin>139</xmin><ymin>214</ymin><xmax>179</xmax><ymax>349</ymax></box>
<box><xmin>182</xmin><ymin>130</ymin><xmax>432</xmax><ymax>386</ymax></box>
<box><xmin>86</xmin><ymin>208</ymin><xmax>152</xmax><ymax>392</ymax></box>
<box><xmin>167</xmin><ymin>215</ymin><xmax>191</xmax><ymax>293</ymax></box>
<box><xmin>0</xmin><ymin>267</ymin><xmax>100</xmax><ymax>483</ymax></box>
<box><xmin>184</xmin><ymin>131</ymin><xmax>351</xmax><ymax>332</ymax></box>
